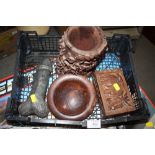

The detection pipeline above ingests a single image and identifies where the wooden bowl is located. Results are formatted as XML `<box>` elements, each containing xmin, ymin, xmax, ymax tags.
<box><xmin>47</xmin><ymin>75</ymin><xmax>96</xmax><ymax>121</ymax></box>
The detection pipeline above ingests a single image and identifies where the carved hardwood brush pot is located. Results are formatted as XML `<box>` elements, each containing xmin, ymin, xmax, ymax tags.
<box><xmin>57</xmin><ymin>26</ymin><xmax>107</xmax><ymax>76</ymax></box>
<box><xmin>47</xmin><ymin>75</ymin><xmax>96</xmax><ymax>121</ymax></box>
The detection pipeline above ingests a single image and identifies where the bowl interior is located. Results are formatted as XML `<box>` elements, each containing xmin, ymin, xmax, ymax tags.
<box><xmin>53</xmin><ymin>79</ymin><xmax>90</xmax><ymax>116</ymax></box>
<box><xmin>68</xmin><ymin>27</ymin><xmax>101</xmax><ymax>51</ymax></box>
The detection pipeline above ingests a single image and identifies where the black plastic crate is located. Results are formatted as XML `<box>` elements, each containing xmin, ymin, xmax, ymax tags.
<box><xmin>5</xmin><ymin>32</ymin><xmax>149</xmax><ymax>128</ymax></box>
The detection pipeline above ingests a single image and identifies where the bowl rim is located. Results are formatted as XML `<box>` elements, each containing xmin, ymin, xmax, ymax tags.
<box><xmin>47</xmin><ymin>74</ymin><xmax>96</xmax><ymax>121</ymax></box>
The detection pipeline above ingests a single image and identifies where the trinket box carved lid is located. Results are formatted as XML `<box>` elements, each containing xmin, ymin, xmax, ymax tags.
<box><xmin>94</xmin><ymin>69</ymin><xmax>136</xmax><ymax>117</ymax></box>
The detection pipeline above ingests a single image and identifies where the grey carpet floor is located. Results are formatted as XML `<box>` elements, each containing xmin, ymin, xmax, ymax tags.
<box><xmin>133</xmin><ymin>35</ymin><xmax>155</xmax><ymax>104</ymax></box>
